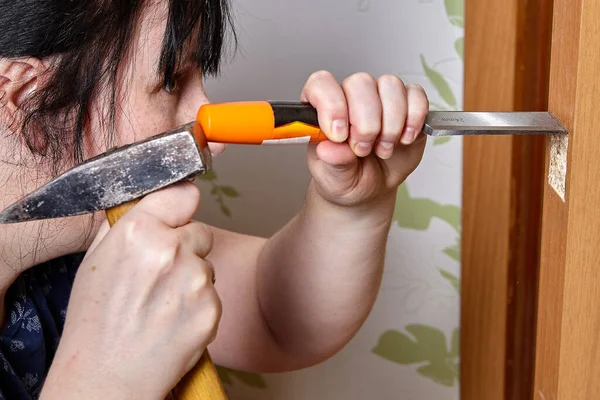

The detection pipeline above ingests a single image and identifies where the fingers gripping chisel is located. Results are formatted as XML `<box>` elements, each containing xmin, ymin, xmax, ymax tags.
<box><xmin>0</xmin><ymin>101</ymin><xmax>567</xmax><ymax>400</ymax></box>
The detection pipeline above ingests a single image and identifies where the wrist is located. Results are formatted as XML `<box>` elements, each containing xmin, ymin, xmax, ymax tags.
<box><xmin>304</xmin><ymin>180</ymin><xmax>397</xmax><ymax>230</ymax></box>
<box><xmin>41</xmin><ymin>351</ymin><xmax>165</xmax><ymax>400</ymax></box>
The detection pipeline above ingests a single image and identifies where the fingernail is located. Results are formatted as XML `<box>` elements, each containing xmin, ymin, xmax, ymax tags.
<box><xmin>331</xmin><ymin>119</ymin><xmax>348</xmax><ymax>142</ymax></box>
<box><xmin>354</xmin><ymin>142</ymin><xmax>373</xmax><ymax>156</ymax></box>
<box><xmin>401</xmin><ymin>128</ymin><xmax>415</xmax><ymax>144</ymax></box>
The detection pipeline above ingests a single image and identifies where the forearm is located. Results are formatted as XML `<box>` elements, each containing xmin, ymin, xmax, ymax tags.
<box><xmin>256</xmin><ymin>180</ymin><xmax>396</xmax><ymax>364</ymax></box>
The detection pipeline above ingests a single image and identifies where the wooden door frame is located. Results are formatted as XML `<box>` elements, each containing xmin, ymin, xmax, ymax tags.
<box><xmin>534</xmin><ymin>0</ymin><xmax>600</xmax><ymax>397</ymax></box>
<box><xmin>461</xmin><ymin>0</ymin><xmax>554</xmax><ymax>398</ymax></box>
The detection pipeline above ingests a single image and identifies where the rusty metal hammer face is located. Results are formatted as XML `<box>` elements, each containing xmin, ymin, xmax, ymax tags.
<box><xmin>0</xmin><ymin>122</ymin><xmax>212</xmax><ymax>223</ymax></box>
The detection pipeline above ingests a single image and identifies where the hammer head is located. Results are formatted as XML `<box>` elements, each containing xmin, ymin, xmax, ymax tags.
<box><xmin>0</xmin><ymin>122</ymin><xmax>212</xmax><ymax>223</ymax></box>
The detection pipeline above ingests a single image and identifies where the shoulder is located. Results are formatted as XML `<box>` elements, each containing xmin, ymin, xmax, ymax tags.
<box><xmin>0</xmin><ymin>253</ymin><xmax>85</xmax><ymax>399</ymax></box>
<box><xmin>2</xmin><ymin>252</ymin><xmax>85</xmax><ymax>336</ymax></box>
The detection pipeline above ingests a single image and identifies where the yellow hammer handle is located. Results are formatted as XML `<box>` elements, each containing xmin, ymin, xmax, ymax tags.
<box><xmin>105</xmin><ymin>199</ymin><xmax>141</xmax><ymax>225</ymax></box>
<box><xmin>172</xmin><ymin>351</ymin><xmax>228</xmax><ymax>399</ymax></box>
<box><xmin>105</xmin><ymin>199</ymin><xmax>228</xmax><ymax>400</ymax></box>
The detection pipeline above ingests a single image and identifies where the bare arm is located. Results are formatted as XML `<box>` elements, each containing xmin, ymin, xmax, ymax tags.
<box><xmin>205</xmin><ymin>183</ymin><xmax>395</xmax><ymax>372</ymax></box>
<box><xmin>206</xmin><ymin>70</ymin><xmax>429</xmax><ymax>373</ymax></box>
<box><xmin>255</xmin><ymin>182</ymin><xmax>396</xmax><ymax>366</ymax></box>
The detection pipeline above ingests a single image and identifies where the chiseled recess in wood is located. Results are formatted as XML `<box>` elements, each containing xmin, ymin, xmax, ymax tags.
<box><xmin>548</xmin><ymin>133</ymin><xmax>568</xmax><ymax>201</ymax></box>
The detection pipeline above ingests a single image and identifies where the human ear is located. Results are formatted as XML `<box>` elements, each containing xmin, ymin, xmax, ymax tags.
<box><xmin>0</xmin><ymin>57</ymin><xmax>47</xmax><ymax>115</ymax></box>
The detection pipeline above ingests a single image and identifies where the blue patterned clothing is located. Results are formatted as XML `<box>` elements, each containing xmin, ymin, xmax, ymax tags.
<box><xmin>0</xmin><ymin>253</ymin><xmax>84</xmax><ymax>399</ymax></box>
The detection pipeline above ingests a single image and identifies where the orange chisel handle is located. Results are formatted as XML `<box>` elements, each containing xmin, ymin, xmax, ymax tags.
<box><xmin>196</xmin><ymin>101</ymin><xmax>328</xmax><ymax>145</ymax></box>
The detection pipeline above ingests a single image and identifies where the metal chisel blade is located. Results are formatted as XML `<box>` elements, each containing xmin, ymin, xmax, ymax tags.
<box><xmin>423</xmin><ymin>111</ymin><xmax>567</xmax><ymax>136</ymax></box>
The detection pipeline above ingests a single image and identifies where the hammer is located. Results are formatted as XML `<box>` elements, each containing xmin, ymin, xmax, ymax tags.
<box><xmin>0</xmin><ymin>101</ymin><xmax>567</xmax><ymax>399</ymax></box>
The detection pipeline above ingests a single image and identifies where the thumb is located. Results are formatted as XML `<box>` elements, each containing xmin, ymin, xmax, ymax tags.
<box><xmin>82</xmin><ymin>182</ymin><xmax>201</xmax><ymax>261</ymax></box>
<box><xmin>309</xmin><ymin>141</ymin><xmax>360</xmax><ymax>182</ymax></box>
<box><xmin>126</xmin><ymin>181</ymin><xmax>201</xmax><ymax>229</ymax></box>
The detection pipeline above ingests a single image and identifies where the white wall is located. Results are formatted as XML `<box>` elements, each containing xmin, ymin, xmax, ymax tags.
<box><xmin>195</xmin><ymin>0</ymin><xmax>463</xmax><ymax>398</ymax></box>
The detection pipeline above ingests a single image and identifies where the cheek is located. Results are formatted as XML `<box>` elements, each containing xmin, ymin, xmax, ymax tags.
<box><xmin>126</xmin><ymin>95</ymin><xmax>179</xmax><ymax>142</ymax></box>
<box><xmin>85</xmin><ymin>91</ymin><xmax>179</xmax><ymax>156</ymax></box>
<box><xmin>112</xmin><ymin>88</ymin><xmax>181</xmax><ymax>147</ymax></box>
<box><xmin>85</xmin><ymin>77</ymin><xmax>210</xmax><ymax>157</ymax></box>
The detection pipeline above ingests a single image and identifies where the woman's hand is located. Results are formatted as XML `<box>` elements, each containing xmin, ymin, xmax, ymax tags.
<box><xmin>300</xmin><ymin>70</ymin><xmax>428</xmax><ymax>210</ymax></box>
<box><xmin>40</xmin><ymin>182</ymin><xmax>220</xmax><ymax>400</ymax></box>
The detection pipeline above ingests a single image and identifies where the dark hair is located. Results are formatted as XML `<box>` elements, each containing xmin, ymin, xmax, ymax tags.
<box><xmin>0</xmin><ymin>0</ymin><xmax>236</xmax><ymax>175</ymax></box>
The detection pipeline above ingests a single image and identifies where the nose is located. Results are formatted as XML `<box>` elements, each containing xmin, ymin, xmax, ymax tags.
<box><xmin>174</xmin><ymin>72</ymin><xmax>211</xmax><ymax>127</ymax></box>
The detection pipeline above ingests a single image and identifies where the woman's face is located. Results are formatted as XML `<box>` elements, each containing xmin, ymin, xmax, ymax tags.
<box><xmin>86</xmin><ymin>2</ymin><xmax>212</xmax><ymax>158</ymax></box>
<box><xmin>0</xmin><ymin>2</ymin><xmax>217</xmax><ymax>270</ymax></box>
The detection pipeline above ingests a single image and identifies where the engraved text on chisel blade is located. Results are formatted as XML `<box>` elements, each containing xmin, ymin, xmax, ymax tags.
<box><xmin>423</xmin><ymin>111</ymin><xmax>568</xmax><ymax>136</ymax></box>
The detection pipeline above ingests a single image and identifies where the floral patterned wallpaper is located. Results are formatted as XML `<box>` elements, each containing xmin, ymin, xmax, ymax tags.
<box><xmin>195</xmin><ymin>0</ymin><xmax>463</xmax><ymax>398</ymax></box>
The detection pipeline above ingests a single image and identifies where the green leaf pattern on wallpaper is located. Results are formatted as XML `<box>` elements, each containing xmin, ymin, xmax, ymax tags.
<box><xmin>372</xmin><ymin>0</ymin><xmax>463</xmax><ymax>388</ymax></box>
<box><xmin>373</xmin><ymin>325</ymin><xmax>460</xmax><ymax>387</ymax></box>
<box><xmin>197</xmin><ymin>169</ymin><xmax>240</xmax><ymax>217</ymax></box>
<box><xmin>373</xmin><ymin>256</ymin><xmax>461</xmax><ymax>387</ymax></box>
<box><xmin>445</xmin><ymin>0</ymin><xmax>464</xmax><ymax>28</ymax></box>
<box><xmin>422</xmin><ymin>0</ymin><xmax>464</xmax><ymax>145</ymax></box>
<box><xmin>421</xmin><ymin>55</ymin><xmax>457</xmax><ymax>110</ymax></box>
<box><xmin>393</xmin><ymin>184</ymin><xmax>460</xmax><ymax>232</ymax></box>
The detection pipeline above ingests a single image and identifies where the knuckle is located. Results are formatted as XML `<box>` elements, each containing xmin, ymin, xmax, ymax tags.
<box><xmin>408</xmin><ymin>102</ymin><xmax>429</xmax><ymax>119</ymax></box>
<box><xmin>207</xmin><ymin>292</ymin><xmax>223</xmax><ymax>324</ymax></box>
<box><xmin>191</xmin><ymin>260</ymin><xmax>213</xmax><ymax>292</ymax></box>
<box><xmin>408</xmin><ymin>109</ymin><xmax>425</xmax><ymax>121</ymax></box>
<box><xmin>352</xmin><ymin>120</ymin><xmax>381</xmax><ymax>138</ymax></box>
<box><xmin>353</xmin><ymin>127</ymin><xmax>380</xmax><ymax>140</ymax></box>
<box><xmin>115</xmin><ymin>213</ymin><xmax>185</xmax><ymax>276</ymax></box>
<box><xmin>378</xmin><ymin>74</ymin><xmax>405</xmax><ymax>88</ymax></box>
<box><xmin>406</xmin><ymin>85</ymin><xmax>429</xmax><ymax>114</ymax></box>
<box><xmin>189</xmin><ymin>274</ymin><xmax>209</xmax><ymax>294</ymax></box>
<box><xmin>199</xmin><ymin>221</ymin><xmax>214</xmax><ymax>242</ymax></box>
<box><xmin>381</xmin><ymin>125</ymin><xmax>402</xmax><ymax>139</ymax></box>
<box><xmin>344</xmin><ymin>72</ymin><xmax>376</xmax><ymax>88</ymax></box>
<box><xmin>193</xmin><ymin>290</ymin><xmax>222</xmax><ymax>343</ymax></box>
<box><xmin>406</xmin><ymin>83</ymin><xmax>426</xmax><ymax>93</ymax></box>
<box><xmin>194</xmin><ymin>221</ymin><xmax>214</xmax><ymax>251</ymax></box>
<box><xmin>118</xmin><ymin>215</ymin><xmax>153</xmax><ymax>248</ymax></box>
<box><xmin>120</xmin><ymin>217</ymin><xmax>143</xmax><ymax>240</ymax></box>
<box><xmin>151</xmin><ymin>233</ymin><xmax>180</xmax><ymax>275</ymax></box>
<box><xmin>324</xmin><ymin>97</ymin><xmax>347</xmax><ymax>110</ymax></box>
<box><xmin>321</xmin><ymin>101</ymin><xmax>348</xmax><ymax>118</ymax></box>
<box><xmin>309</xmin><ymin>69</ymin><xmax>335</xmax><ymax>82</ymax></box>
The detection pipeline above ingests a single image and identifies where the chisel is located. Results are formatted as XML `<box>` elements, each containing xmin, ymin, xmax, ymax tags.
<box><xmin>0</xmin><ymin>99</ymin><xmax>569</xmax><ymax>223</ymax></box>
<box><xmin>195</xmin><ymin>101</ymin><xmax>567</xmax><ymax>145</ymax></box>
